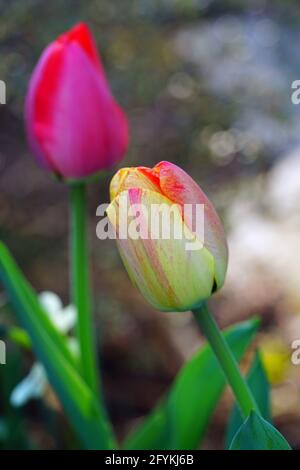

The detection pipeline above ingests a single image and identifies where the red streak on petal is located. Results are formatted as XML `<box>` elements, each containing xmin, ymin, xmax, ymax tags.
<box><xmin>137</xmin><ymin>167</ymin><xmax>161</xmax><ymax>192</ymax></box>
<box><xmin>31</xmin><ymin>43</ymin><xmax>65</xmax><ymax>174</ymax></box>
<box><xmin>127</xmin><ymin>188</ymin><xmax>179</xmax><ymax>308</ymax></box>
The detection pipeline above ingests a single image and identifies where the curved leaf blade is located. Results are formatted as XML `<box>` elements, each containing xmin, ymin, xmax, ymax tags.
<box><xmin>0</xmin><ymin>242</ymin><xmax>115</xmax><ymax>449</ymax></box>
<box><xmin>229</xmin><ymin>411</ymin><xmax>291</xmax><ymax>450</ymax></box>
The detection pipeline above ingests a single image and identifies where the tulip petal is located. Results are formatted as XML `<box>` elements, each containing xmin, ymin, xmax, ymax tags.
<box><xmin>154</xmin><ymin>161</ymin><xmax>228</xmax><ymax>289</ymax></box>
<box><xmin>25</xmin><ymin>24</ymin><xmax>129</xmax><ymax>179</ymax></box>
<box><xmin>110</xmin><ymin>167</ymin><xmax>160</xmax><ymax>201</ymax></box>
<box><xmin>107</xmin><ymin>188</ymin><xmax>215</xmax><ymax>312</ymax></box>
<box><xmin>58</xmin><ymin>23</ymin><xmax>103</xmax><ymax>72</ymax></box>
<box><xmin>25</xmin><ymin>41</ymin><xmax>65</xmax><ymax>172</ymax></box>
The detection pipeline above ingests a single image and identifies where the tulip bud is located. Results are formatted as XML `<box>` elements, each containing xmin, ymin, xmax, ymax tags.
<box><xmin>107</xmin><ymin>161</ymin><xmax>228</xmax><ymax>312</ymax></box>
<box><xmin>25</xmin><ymin>23</ymin><xmax>129</xmax><ymax>180</ymax></box>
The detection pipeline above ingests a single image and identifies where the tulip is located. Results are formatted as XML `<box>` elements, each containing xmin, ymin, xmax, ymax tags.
<box><xmin>107</xmin><ymin>161</ymin><xmax>228</xmax><ymax>312</ymax></box>
<box><xmin>25</xmin><ymin>23</ymin><xmax>128</xmax><ymax>180</ymax></box>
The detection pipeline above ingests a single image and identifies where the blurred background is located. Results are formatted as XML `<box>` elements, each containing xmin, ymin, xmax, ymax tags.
<box><xmin>1</xmin><ymin>0</ymin><xmax>300</xmax><ymax>449</ymax></box>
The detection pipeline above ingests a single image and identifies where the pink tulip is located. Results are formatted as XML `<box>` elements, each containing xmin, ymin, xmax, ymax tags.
<box><xmin>25</xmin><ymin>23</ymin><xmax>129</xmax><ymax>180</ymax></box>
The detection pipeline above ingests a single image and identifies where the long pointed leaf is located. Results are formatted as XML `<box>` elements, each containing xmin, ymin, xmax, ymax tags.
<box><xmin>0</xmin><ymin>242</ymin><xmax>115</xmax><ymax>449</ymax></box>
<box><xmin>229</xmin><ymin>411</ymin><xmax>291</xmax><ymax>450</ymax></box>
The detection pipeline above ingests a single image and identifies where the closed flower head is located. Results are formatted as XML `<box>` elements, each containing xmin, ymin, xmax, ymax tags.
<box><xmin>25</xmin><ymin>23</ymin><xmax>129</xmax><ymax>180</ymax></box>
<box><xmin>107</xmin><ymin>161</ymin><xmax>228</xmax><ymax>312</ymax></box>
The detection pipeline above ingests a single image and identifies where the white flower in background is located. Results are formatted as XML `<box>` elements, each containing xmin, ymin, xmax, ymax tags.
<box><xmin>10</xmin><ymin>363</ymin><xmax>47</xmax><ymax>407</ymax></box>
<box><xmin>10</xmin><ymin>291</ymin><xmax>77</xmax><ymax>408</ymax></box>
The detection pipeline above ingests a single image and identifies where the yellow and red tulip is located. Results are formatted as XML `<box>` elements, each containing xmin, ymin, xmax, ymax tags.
<box><xmin>107</xmin><ymin>161</ymin><xmax>228</xmax><ymax>312</ymax></box>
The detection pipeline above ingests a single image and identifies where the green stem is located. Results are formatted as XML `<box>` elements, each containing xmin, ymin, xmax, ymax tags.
<box><xmin>70</xmin><ymin>182</ymin><xmax>99</xmax><ymax>396</ymax></box>
<box><xmin>193</xmin><ymin>303</ymin><xmax>260</xmax><ymax>419</ymax></box>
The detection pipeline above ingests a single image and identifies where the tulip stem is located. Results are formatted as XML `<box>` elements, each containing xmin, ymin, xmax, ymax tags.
<box><xmin>70</xmin><ymin>182</ymin><xmax>99</xmax><ymax>396</ymax></box>
<box><xmin>193</xmin><ymin>303</ymin><xmax>260</xmax><ymax>419</ymax></box>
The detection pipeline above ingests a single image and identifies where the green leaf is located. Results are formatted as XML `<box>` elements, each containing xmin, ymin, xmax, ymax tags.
<box><xmin>124</xmin><ymin>317</ymin><xmax>260</xmax><ymax>450</ymax></box>
<box><xmin>229</xmin><ymin>411</ymin><xmax>291</xmax><ymax>450</ymax></box>
<box><xmin>225</xmin><ymin>351</ymin><xmax>271</xmax><ymax>448</ymax></box>
<box><xmin>0</xmin><ymin>244</ymin><xmax>77</xmax><ymax>368</ymax></box>
<box><xmin>0</xmin><ymin>325</ymin><xmax>31</xmax><ymax>349</ymax></box>
<box><xmin>0</xmin><ymin>242</ymin><xmax>115</xmax><ymax>449</ymax></box>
